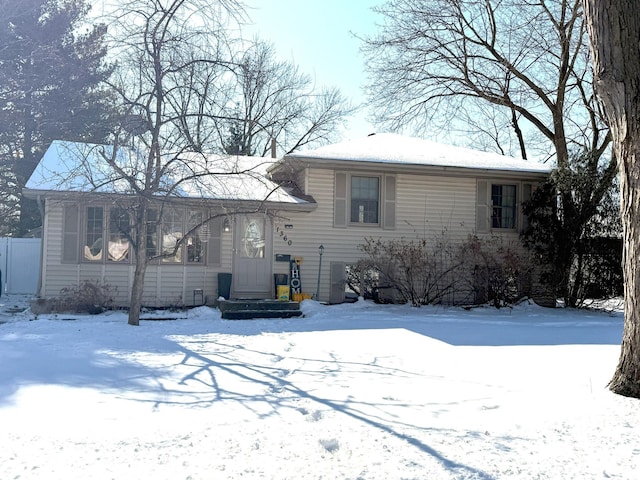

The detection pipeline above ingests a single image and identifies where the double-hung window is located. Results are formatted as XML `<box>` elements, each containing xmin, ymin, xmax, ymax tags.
<box><xmin>83</xmin><ymin>207</ymin><xmax>131</xmax><ymax>262</ymax></box>
<box><xmin>161</xmin><ymin>209</ymin><xmax>184</xmax><ymax>263</ymax></box>
<box><xmin>84</xmin><ymin>206</ymin><xmax>104</xmax><ymax>261</ymax></box>
<box><xmin>160</xmin><ymin>208</ymin><xmax>207</xmax><ymax>263</ymax></box>
<box><xmin>108</xmin><ymin>208</ymin><xmax>130</xmax><ymax>262</ymax></box>
<box><xmin>350</xmin><ymin>176</ymin><xmax>380</xmax><ymax>224</ymax></box>
<box><xmin>186</xmin><ymin>211</ymin><xmax>205</xmax><ymax>263</ymax></box>
<box><xmin>491</xmin><ymin>184</ymin><xmax>517</xmax><ymax>229</ymax></box>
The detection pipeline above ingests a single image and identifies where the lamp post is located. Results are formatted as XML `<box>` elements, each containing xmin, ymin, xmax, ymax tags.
<box><xmin>316</xmin><ymin>244</ymin><xmax>324</xmax><ymax>300</ymax></box>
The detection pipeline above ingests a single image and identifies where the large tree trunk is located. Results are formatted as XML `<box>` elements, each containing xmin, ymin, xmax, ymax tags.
<box><xmin>584</xmin><ymin>0</ymin><xmax>640</xmax><ymax>398</ymax></box>
<box><xmin>128</xmin><ymin>249</ymin><xmax>147</xmax><ymax>326</ymax></box>
<box><xmin>128</xmin><ymin>207</ymin><xmax>149</xmax><ymax>327</ymax></box>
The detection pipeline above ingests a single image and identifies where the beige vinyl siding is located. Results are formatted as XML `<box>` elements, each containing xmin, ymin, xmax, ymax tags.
<box><xmin>102</xmin><ymin>267</ymin><xmax>132</xmax><ymax>305</ymax></box>
<box><xmin>40</xmin><ymin>167</ymin><xmax>542</xmax><ymax>306</ymax></box>
<box><xmin>42</xmin><ymin>200</ymin><xmax>235</xmax><ymax>307</ymax></box>
<box><xmin>42</xmin><ymin>203</ymin><xmax>81</xmax><ymax>297</ymax></box>
<box><xmin>396</xmin><ymin>174</ymin><xmax>475</xmax><ymax>240</ymax></box>
<box><xmin>271</xmin><ymin>168</ymin><xmax>478</xmax><ymax>301</ymax></box>
<box><xmin>142</xmin><ymin>268</ymin><xmax>159</xmax><ymax>306</ymax></box>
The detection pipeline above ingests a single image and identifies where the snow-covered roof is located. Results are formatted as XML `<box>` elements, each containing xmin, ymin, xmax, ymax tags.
<box><xmin>25</xmin><ymin>141</ymin><xmax>310</xmax><ymax>205</ymax></box>
<box><xmin>285</xmin><ymin>133</ymin><xmax>551</xmax><ymax>174</ymax></box>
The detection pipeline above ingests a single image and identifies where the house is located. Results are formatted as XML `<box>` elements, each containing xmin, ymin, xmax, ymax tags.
<box><xmin>24</xmin><ymin>134</ymin><xmax>551</xmax><ymax>308</ymax></box>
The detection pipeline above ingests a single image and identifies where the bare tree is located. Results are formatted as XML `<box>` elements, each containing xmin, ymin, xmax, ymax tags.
<box><xmin>218</xmin><ymin>39</ymin><xmax>355</xmax><ymax>157</ymax></box>
<box><xmin>97</xmin><ymin>0</ymin><xmax>266</xmax><ymax>326</ymax></box>
<box><xmin>584</xmin><ymin>0</ymin><xmax>640</xmax><ymax>398</ymax></box>
<box><xmin>363</xmin><ymin>0</ymin><xmax>608</xmax><ymax>163</ymax></box>
<box><xmin>363</xmin><ymin>0</ymin><xmax>617</xmax><ymax>306</ymax></box>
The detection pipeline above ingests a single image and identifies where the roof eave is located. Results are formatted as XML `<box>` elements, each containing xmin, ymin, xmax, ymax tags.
<box><xmin>23</xmin><ymin>188</ymin><xmax>317</xmax><ymax>211</ymax></box>
<box><xmin>278</xmin><ymin>155</ymin><xmax>551</xmax><ymax>179</ymax></box>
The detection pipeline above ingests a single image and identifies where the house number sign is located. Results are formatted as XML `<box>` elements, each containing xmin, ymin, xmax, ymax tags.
<box><xmin>275</xmin><ymin>223</ymin><xmax>293</xmax><ymax>246</ymax></box>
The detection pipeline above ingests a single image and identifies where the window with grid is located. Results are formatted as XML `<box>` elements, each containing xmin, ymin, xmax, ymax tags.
<box><xmin>350</xmin><ymin>176</ymin><xmax>380</xmax><ymax>224</ymax></box>
<box><xmin>84</xmin><ymin>206</ymin><xmax>104</xmax><ymax>261</ymax></box>
<box><xmin>186</xmin><ymin>211</ymin><xmax>205</xmax><ymax>263</ymax></box>
<box><xmin>146</xmin><ymin>209</ymin><xmax>158</xmax><ymax>259</ymax></box>
<box><xmin>108</xmin><ymin>208</ymin><xmax>130</xmax><ymax>262</ymax></box>
<box><xmin>491</xmin><ymin>184</ymin><xmax>517</xmax><ymax>229</ymax></box>
<box><xmin>161</xmin><ymin>209</ymin><xmax>184</xmax><ymax>263</ymax></box>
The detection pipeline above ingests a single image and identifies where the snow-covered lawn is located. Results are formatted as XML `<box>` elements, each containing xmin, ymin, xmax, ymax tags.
<box><xmin>0</xmin><ymin>296</ymin><xmax>637</xmax><ymax>479</ymax></box>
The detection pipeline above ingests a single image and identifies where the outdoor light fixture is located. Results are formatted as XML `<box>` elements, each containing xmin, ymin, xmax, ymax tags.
<box><xmin>223</xmin><ymin>217</ymin><xmax>231</xmax><ymax>233</ymax></box>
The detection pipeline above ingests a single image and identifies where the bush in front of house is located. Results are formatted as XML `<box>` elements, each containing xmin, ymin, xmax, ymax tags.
<box><xmin>460</xmin><ymin>234</ymin><xmax>534</xmax><ymax>308</ymax></box>
<box><xmin>354</xmin><ymin>233</ymin><xmax>465</xmax><ymax>307</ymax></box>
<box><xmin>352</xmin><ymin>233</ymin><xmax>532</xmax><ymax>308</ymax></box>
<box><xmin>58</xmin><ymin>280</ymin><xmax>117</xmax><ymax>314</ymax></box>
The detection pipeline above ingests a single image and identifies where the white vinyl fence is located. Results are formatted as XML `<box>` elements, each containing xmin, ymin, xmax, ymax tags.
<box><xmin>0</xmin><ymin>238</ymin><xmax>41</xmax><ymax>295</ymax></box>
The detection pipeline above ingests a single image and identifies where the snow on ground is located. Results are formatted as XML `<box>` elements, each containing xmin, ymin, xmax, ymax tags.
<box><xmin>0</xmin><ymin>295</ymin><xmax>637</xmax><ymax>480</ymax></box>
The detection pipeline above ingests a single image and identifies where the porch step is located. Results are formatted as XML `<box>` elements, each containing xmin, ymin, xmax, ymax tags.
<box><xmin>218</xmin><ymin>299</ymin><xmax>303</xmax><ymax>320</ymax></box>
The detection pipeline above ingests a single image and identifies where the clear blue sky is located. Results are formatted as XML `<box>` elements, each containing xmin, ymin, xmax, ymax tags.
<box><xmin>243</xmin><ymin>0</ymin><xmax>382</xmax><ymax>140</ymax></box>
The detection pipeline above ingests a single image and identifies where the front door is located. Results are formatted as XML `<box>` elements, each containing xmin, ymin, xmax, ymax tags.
<box><xmin>232</xmin><ymin>214</ymin><xmax>272</xmax><ymax>297</ymax></box>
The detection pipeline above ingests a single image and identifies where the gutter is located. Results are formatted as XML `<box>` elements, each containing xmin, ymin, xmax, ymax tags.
<box><xmin>274</xmin><ymin>156</ymin><xmax>551</xmax><ymax>180</ymax></box>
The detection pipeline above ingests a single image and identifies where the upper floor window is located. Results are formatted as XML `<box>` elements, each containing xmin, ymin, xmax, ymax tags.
<box><xmin>491</xmin><ymin>184</ymin><xmax>516</xmax><ymax>229</ymax></box>
<box><xmin>350</xmin><ymin>176</ymin><xmax>380</xmax><ymax>224</ymax></box>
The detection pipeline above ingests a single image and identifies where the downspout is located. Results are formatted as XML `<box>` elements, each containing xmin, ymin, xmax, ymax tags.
<box><xmin>35</xmin><ymin>194</ymin><xmax>45</xmax><ymax>297</ymax></box>
<box><xmin>2</xmin><ymin>239</ymin><xmax>7</xmax><ymax>295</ymax></box>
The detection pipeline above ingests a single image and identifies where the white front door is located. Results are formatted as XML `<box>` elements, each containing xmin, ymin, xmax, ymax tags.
<box><xmin>232</xmin><ymin>214</ymin><xmax>272</xmax><ymax>297</ymax></box>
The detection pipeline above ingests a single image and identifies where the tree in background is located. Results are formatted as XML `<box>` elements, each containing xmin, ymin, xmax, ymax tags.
<box><xmin>362</xmin><ymin>0</ymin><xmax>617</xmax><ymax>306</ymax></box>
<box><xmin>218</xmin><ymin>39</ymin><xmax>355</xmax><ymax>157</ymax></box>
<box><xmin>584</xmin><ymin>0</ymin><xmax>640</xmax><ymax>398</ymax></box>
<box><xmin>0</xmin><ymin>0</ymin><xmax>115</xmax><ymax>236</ymax></box>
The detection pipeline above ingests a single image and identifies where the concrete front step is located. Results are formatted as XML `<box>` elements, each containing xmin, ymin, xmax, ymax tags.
<box><xmin>219</xmin><ymin>299</ymin><xmax>303</xmax><ymax>320</ymax></box>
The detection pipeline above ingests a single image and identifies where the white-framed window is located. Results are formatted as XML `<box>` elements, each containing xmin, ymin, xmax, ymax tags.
<box><xmin>157</xmin><ymin>209</ymin><xmax>207</xmax><ymax>264</ymax></box>
<box><xmin>186</xmin><ymin>210</ymin><xmax>206</xmax><ymax>263</ymax></box>
<box><xmin>64</xmin><ymin>203</ymin><xmax>221</xmax><ymax>265</ymax></box>
<box><xmin>82</xmin><ymin>206</ymin><xmax>131</xmax><ymax>262</ymax></box>
<box><xmin>350</xmin><ymin>175</ymin><xmax>380</xmax><ymax>224</ymax></box>
<box><xmin>145</xmin><ymin>209</ymin><xmax>158</xmax><ymax>259</ymax></box>
<box><xmin>491</xmin><ymin>184</ymin><xmax>517</xmax><ymax>229</ymax></box>
<box><xmin>83</xmin><ymin>206</ymin><xmax>104</xmax><ymax>261</ymax></box>
<box><xmin>161</xmin><ymin>208</ymin><xmax>184</xmax><ymax>263</ymax></box>
<box><xmin>108</xmin><ymin>207</ymin><xmax>131</xmax><ymax>262</ymax></box>
<box><xmin>334</xmin><ymin>172</ymin><xmax>395</xmax><ymax>229</ymax></box>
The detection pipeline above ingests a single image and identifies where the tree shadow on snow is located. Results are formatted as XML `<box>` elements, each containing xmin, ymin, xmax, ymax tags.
<box><xmin>142</xmin><ymin>336</ymin><xmax>503</xmax><ymax>479</ymax></box>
